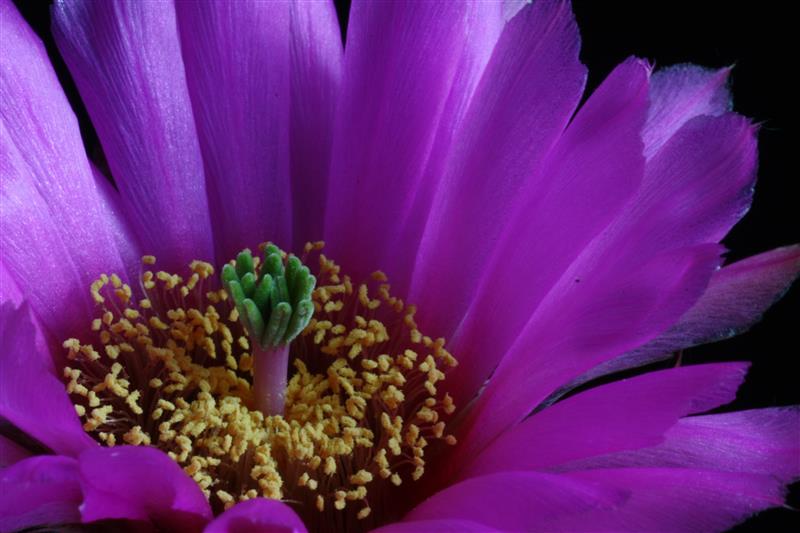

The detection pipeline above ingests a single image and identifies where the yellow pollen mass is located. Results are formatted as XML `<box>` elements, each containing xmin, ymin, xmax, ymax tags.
<box><xmin>62</xmin><ymin>245</ymin><xmax>458</xmax><ymax>530</ymax></box>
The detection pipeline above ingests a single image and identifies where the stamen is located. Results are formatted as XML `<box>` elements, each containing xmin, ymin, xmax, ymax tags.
<box><xmin>221</xmin><ymin>245</ymin><xmax>316</xmax><ymax>415</ymax></box>
<box><xmin>63</xmin><ymin>243</ymin><xmax>458</xmax><ymax>532</ymax></box>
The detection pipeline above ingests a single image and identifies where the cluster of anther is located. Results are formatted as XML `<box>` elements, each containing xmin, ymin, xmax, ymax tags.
<box><xmin>62</xmin><ymin>242</ymin><xmax>458</xmax><ymax>530</ymax></box>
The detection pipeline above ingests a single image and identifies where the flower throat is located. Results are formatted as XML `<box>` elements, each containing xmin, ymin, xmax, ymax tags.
<box><xmin>62</xmin><ymin>242</ymin><xmax>457</xmax><ymax>532</ymax></box>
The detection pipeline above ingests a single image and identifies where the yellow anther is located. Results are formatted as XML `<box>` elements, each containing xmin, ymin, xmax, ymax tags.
<box><xmin>149</xmin><ymin>316</ymin><xmax>169</xmax><ymax>330</ymax></box>
<box><xmin>80</xmin><ymin>345</ymin><xmax>100</xmax><ymax>361</ymax></box>
<box><xmin>324</xmin><ymin>456</ymin><xmax>337</xmax><ymax>475</ymax></box>
<box><xmin>64</xmin><ymin>244</ymin><xmax>459</xmax><ymax>519</ymax></box>
<box><xmin>63</xmin><ymin>338</ymin><xmax>81</xmax><ymax>357</ymax></box>
<box><xmin>104</xmin><ymin>345</ymin><xmax>120</xmax><ymax>360</ymax></box>
<box><xmin>442</xmin><ymin>394</ymin><xmax>456</xmax><ymax>414</ymax></box>
<box><xmin>216</xmin><ymin>490</ymin><xmax>234</xmax><ymax>506</ymax></box>
<box><xmin>99</xmin><ymin>432</ymin><xmax>116</xmax><ymax>446</ymax></box>
<box><xmin>334</xmin><ymin>491</ymin><xmax>347</xmax><ymax>511</ymax></box>
<box><xmin>237</xmin><ymin>336</ymin><xmax>249</xmax><ymax>350</ymax></box>
<box><xmin>86</xmin><ymin>390</ymin><xmax>100</xmax><ymax>407</ymax></box>
<box><xmin>350</xmin><ymin>469</ymin><xmax>373</xmax><ymax>485</ymax></box>
<box><xmin>126</xmin><ymin>390</ymin><xmax>143</xmax><ymax>415</ymax></box>
<box><xmin>90</xmin><ymin>279</ymin><xmax>106</xmax><ymax>303</ymax></box>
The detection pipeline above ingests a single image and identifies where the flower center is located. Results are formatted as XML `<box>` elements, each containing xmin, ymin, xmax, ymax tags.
<box><xmin>62</xmin><ymin>242</ymin><xmax>457</xmax><ymax>531</ymax></box>
<box><xmin>221</xmin><ymin>244</ymin><xmax>316</xmax><ymax>416</ymax></box>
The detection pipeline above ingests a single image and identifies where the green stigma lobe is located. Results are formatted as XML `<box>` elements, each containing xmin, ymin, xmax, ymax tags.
<box><xmin>222</xmin><ymin>245</ymin><xmax>317</xmax><ymax>349</ymax></box>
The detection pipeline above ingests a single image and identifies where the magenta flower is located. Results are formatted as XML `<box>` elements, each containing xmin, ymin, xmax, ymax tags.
<box><xmin>1</xmin><ymin>1</ymin><xmax>798</xmax><ymax>532</ymax></box>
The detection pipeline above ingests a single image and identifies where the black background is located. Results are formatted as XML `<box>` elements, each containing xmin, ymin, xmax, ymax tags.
<box><xmin>11</xmin><ymin>1</ymin><xmax>799</xmax><ymax>531</ymax></box>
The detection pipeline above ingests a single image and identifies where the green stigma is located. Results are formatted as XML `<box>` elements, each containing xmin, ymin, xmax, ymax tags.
<box><xmin>222</xmin><ymin>244</ymin><xmax>316</xmax><ymax>349</ymax></box>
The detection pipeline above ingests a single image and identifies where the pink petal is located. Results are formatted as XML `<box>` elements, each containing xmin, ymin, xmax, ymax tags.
<box><xmin>91</xmin><ymin>164</ymin><xmax>143</xmax><ymax>282</ymax></box>
<box><xmin>52</xmin><ymin>0</ymin><xmax>214</xmax><ymax>270</ymax></box>
<box><xmin>456</xmin><ymin>243</ymin><xmax>723</xmax><ymax>462</ymax></box>
<box><xmin>0</xmin><ymin>434</ymin><xmax>31</xmax><ymax>467</ymax></box>
<box><xmin>203</xmin><ymin>498</ymin><xmax>306</xmax><ymax>533</ymax></box>
<box><xmin>562</xmin><ymin>408</ymin><xmax>800</xmax><ymax>484</ymax></box>
<box><xmin>0</xmin><ymin>262</ymin><xmax>23</xmax><ymax>306</ymax></box>
<box><xmin>459</xmin><ymin>363</ymin><xmax>748</xmax><ymax>479</ymax></box>
<box><xmin>409</xmin><ymin>0</ymin><xmax>587</xmax><ymax>331</ymax></box>
<box><xmin>324</xmin><ymin>0</ymin><xmax>506</xmax><ymax>289</ymax></box>
<box><xmin>547</xmin><ymin>245</ymin><xmax>800</xmax><ymax>405</ymax></box>
<box><xmin>78</xmin><ymin>445</ymin><xmax>212</xmax><ymax>532</ymax></box>
<box><xmin>0</xmin><ymin>302</ymin><xmax>95</xmax><ymax>457</ymax></box>
<box><xmin>288</xmin><ymin>0</ymin><xmax>343</xmax><ymax>250</ymax></box>
<box><xmin>644</xmin><ymin>64</ymin><xmax>731</xmax><ymax>159</ymax></box>
<box><xmin>405</xmin><ymin>470</ymin><xmax>624</xmax><ymax>532</ymax></box>
<box><xmin>0</xmin><ymin>0</ymin><xmax>132</xmax><ymax>338</ymax></box>
<box><xmin>372</xmin><ymin>520</ymin><xmax>503</xmax><ymax>533</ymax></box>
<box><xmin>553</xmin><ymin>468</ymin><xmax>787</xmax><ymax>532</ymax></box>
<box><xmin>0</xmin><ymin>455</ymin><xmax>82</xmax><ymax>532</ymax></box>
<box><xmin>458</xmin><ymin>99</ymin><xmax>756</xmax><ymax>458</ymax></box>
<box><xmin>175</xmin><ymin>1</ymin><xmax>293</xmax><ymax>258</ymax></box>
<box><xmin>445</xmin><ymin>57</ymin><xmax>649</xmax><ymax>405</ymax></box>
<box><xmin>633</xmin><ymin>244</ymin><xmax>800</xmax><ymax>354</ymax></box>
<box><xmin>364</xmin><ymin>2</ymin><xmax>510</xmax><ymax>298</ymax></box>
<box><xmin>634</xmin><ymin>113</ymin><xmax>757</xmax><ymax>253</ymax></box>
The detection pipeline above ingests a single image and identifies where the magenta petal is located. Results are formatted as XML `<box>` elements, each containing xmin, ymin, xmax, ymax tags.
<box><xmin>456</xmin><ymin>243</ymin><xmax>723</xmax><ymax>462</ymax></box>
<box><xmin>548</xmin><ymin>245</ymin><xmax>800</xmax><ymax>404</ymax></box>
<box><xmin>288</xmin><ymin>1</ymin><xmax>343</xmax><ymax>250</ymax></box>
<box><xmin>0</xmin><ymin>434</ymin><xmax>31</xmax><ymax>467</ymax></box>
<box><xmin>456</xmin><ymin>100</ymin><xmax>756</xmax><ymax>455</ymax></box>
<box><xmin>405</xmin><ymin>470</ymin><xmax>624</xmax><ymax>531</ymax></box>
<box><xmin>0</xmin><ymin>0</ymin><xmax>132</xmax><ymax>338</ymax></box>
<box><xmin>91</xmin><ymin>165</ymin><xmax>144</xmax><ymax>285</ymax></box>
<box><xmin>644</xmin><ymin>64</ymin><xmax>731</xmax><ymax>159</ymax></box>
<box><xmin>372</xmin><ymin>520</ymin><xmax>503</xmax><ymax>533</ymax></box>
<box><xmin>203</xmin><ymin>498</ymin><xmax>306</xmax><ymax>533</ymax></box>
<box><xmin>176</xmin><ymin>1</ymin><xmax>293</xmax><ymax>258</ymax></box>
<box><xmin>566</xmin><ymin>408</ymin><xmax>800</xmax><ymax>484</ymax></box>
<box><xmin>324</xmin><ymin>0</ymin><xmax>506</xmax><ymax>287</ymax></box>
<box><xmin>409</xmin><ymin>0</ymin><xmax>587</xmax><ymax>332</ymax></box>
<box><xmin>0</xmin><ymin>303</ymin><xmax>95</xmax><ymax>457</ymax></box>
<box><xmin>636</xmin><ymin>113</ymin><xmax>757</xmax><ymax>252</ymax></box>
<box><xmin>632</xmin><ymin>244</ymin><xmax>800</xmax><ymax>353</ymax></box>
<box><xmin>445</xmin><ymin>57</ymin><xmax>649</xmax><ymax>405</ymax></box>
<box><xmin>459</xmin><ymin>363</ymin><xmax>748</xmax><ymax>478</ymax></box>
<box><xmin>554</xmin><ymin>468</ymin><xmax>786</xmax><ymax>533</ymax></box>
<box><xmin>52</xmin><ymin>0</ymin><xmax>214</xmax><ymax>269</ymax></box>
<box><xmin>78</xmin><ymin>445</ymin><xmax>212</xmax><ymax>532</ymax></box>
<box><xmin>0</xmin><ymin>262</ymin><xmax>23</xmax><ymax>306</ymax></box>
<box><xmin>0</xmin><ymin>455</ymin><xmax>82</xmax><ymax>532</ymax></box>
<box><xmin>360</xmin><ymin>3</ymin><xmax>509</xmax><ymax>298</ymax></box>
<box><xmin>656</xmin><ymin>408</ymin><xmax>800</xmax><ymax>483</ymax></box>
